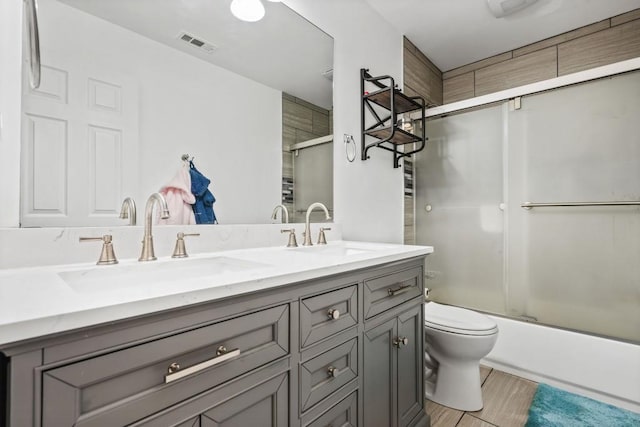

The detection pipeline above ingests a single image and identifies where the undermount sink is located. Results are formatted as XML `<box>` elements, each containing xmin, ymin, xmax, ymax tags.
<box><xmin>290</xmin><ymin>242</ymin><xmax>384</xmax><ymax>257</ymax></box>
<box><xmin>59</xmin><ymin>256</ymin><xmax>268</xmax><ymax>293</ymax></box>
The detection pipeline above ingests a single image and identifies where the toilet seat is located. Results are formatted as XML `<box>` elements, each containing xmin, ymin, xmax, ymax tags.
<box><xmin>424</xmin><ymin>302</ymin><xmax>498</xmax><ymax>336</ymax></box>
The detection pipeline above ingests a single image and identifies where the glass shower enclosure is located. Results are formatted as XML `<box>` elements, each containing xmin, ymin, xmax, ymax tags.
<box><xmin>415</xmin><ymin>70</ymin><xmax>640</xmax><ymax>342</ymax></box>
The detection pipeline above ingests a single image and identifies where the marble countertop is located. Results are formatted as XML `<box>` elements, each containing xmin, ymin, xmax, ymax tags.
<box><xmin>0</xmin><ymin>240</ymin><xmax>433</xmax><ymax>347</ymax></box>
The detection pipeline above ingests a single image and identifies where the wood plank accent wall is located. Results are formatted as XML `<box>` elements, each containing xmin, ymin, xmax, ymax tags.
<box><xmin>403</xmin><ymin>37</ymin><xmax>443</xmax><ymax>106</ymax></box>
<box><xmin>403</xmin><ymin>37</ymin><xmax>441</xmax><ymax>243</ymax></box>
<box><xmin>442</xmin><ymin>8</ymin><xmax>640</xmax><ymax>104</ymax></box>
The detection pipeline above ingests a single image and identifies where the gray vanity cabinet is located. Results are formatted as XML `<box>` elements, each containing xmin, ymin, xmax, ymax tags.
<box><xmin>363</xmin><ymin>303</ymin><xmax>424</xmax><ymax>427</ymax></box>
<box><xmin>362</xmin><ymin>263</ymin><xmax>426</xmax><ymax>427</ymax></box>
<box><xmin>40</xmin><ymin>304</ymin><xmax>289</xmax><ymax>426</ymax></box>
<box><xmin>1</xmin><ymin>256</ymin><xmax>430</xmax><ymax>427</ymax></box>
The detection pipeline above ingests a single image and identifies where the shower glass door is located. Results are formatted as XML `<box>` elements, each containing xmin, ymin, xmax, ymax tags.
<box><xmin>292</xmin><ymin>141</ymin><xmax>333</xmax><ymax>223</ymax></box>
<box><xmin>416</xmin><ymin>70</ymin><xmax>640</xmax><ymax>342</ymax></box>
<box><xmin>506</xmin><ymin>71</ymin><xmax>640</xmax><ymax>341</ymax></box>
<box><xmin>415</xmin><ymin>105</ymin><xmax>506</xmax><ymax>314</ymax></box>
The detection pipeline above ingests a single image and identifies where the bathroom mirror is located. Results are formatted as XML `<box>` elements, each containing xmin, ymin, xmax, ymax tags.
<box><xmin>20</xmin><ymin>0</ymin><xmax>333</xmax><ymax>227</ymax></box>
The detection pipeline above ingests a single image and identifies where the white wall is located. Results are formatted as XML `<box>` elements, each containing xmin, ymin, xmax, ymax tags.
<box><xmin>0</xmin><ymin>0</ymin><xmax>23</xmax><ymax>227</ymax></box>
<box><xmin>285</xmin><ymin>0</ymin><xmax>405</xmax><ymax>243</ymax></box>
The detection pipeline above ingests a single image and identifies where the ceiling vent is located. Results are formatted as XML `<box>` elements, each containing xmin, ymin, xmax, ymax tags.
<box><xmin>486</xmin><ymin>0</ymin><xmax>539</xmax><ymax>18</ymax></box>
<box><xmin>177</xmin><ymin>32</ymin><xmax>217</xmax><ymax>54</ymax></box>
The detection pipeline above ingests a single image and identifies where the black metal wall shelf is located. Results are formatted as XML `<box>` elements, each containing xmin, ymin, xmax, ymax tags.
<box><xmin>361</xmin><ymin>68</ymin><xmax>427</xmax><ymax>168</ymax></box>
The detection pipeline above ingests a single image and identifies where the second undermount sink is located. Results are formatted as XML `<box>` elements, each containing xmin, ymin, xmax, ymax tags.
<box><xmin>290</xmin><ymin>242</ymin><xmax>388</xmax><ymax>257</ymax></box>
<box><xmin>59</xmin><ymin>256</ymin><xmax>269</xmax><ymax>293</ymax></box>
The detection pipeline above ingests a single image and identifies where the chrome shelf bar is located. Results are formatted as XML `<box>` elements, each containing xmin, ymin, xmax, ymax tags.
<box><xmin>521</xmin><ymin>201</ymin><xmax>640</xmax><ymax>210</ymax></box>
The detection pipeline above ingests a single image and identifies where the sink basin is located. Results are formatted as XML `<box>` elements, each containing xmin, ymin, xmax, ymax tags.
<box><xmin>59</xmin><ymin>256</ymin><xmax>268</xmax><ymax>293</ymax></box>
<box><xmin>290</xmin><ymin>242</ymin><xmax>383</xmax><ymax>257</ymax></box>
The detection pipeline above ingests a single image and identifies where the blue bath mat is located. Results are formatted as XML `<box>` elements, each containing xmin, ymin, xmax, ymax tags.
<box><xmin>525</xmin><ymin>383</ymin><xmax>640</xmax><ymax>427</ymax></box>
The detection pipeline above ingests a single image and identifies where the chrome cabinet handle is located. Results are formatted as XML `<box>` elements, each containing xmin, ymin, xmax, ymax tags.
<box><xmin>327</xmin><ymin>308</ymin><xmax>340</xmax><ymax>320</ymax></box>
<box><xmin>327</xmin><ymin>366</ymin><xmax>340</xmax><ymax>378</ymax></box>
<box><xmin>387</xmin><ymin>284</ymin><xmax>413</xmax><ymax>297</ymax></box>
<box><xmin>164</xmin><ymin>346</ymin><xmax>241</xmax><ymax>384</ymax></box>
<box><xmin>393</xmin><ymin>337</ymin><xmax>409</xmax><ymax>348</ymax></box>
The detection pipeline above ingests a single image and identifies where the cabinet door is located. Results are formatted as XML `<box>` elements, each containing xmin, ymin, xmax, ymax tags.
<box><xmin>363</xmin><ymin>316</ymin><xmax>397</xmax><ymax>427</ymax></box>
<box><xmin>129</xmin><ymin>360</ymin><xmax>288</xmax><ymax>427</ymax></box>
<box><xmin>397</xmin><ymin>305</ymin><xmax>424</xmax><ymax>427</ymax></box>
<box><xmin>200</xmin><ymin>373</ymin><xmax>288</xmax><ymax>427</ymax></box>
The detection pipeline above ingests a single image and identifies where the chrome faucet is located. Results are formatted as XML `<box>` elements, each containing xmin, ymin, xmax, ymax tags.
<box><xmin>271</xmin><ymin>204</ymin><xmax>289</xmax><ymax>224</ymax></box>
<box><xmin>139</xmin><ymin>192</ymin><xmax>170</xmax><ymax>261</ymax></box>
<box><xmin>303</xmin><ymin>202</ymin><xmax>331</xmax><ymax>246</ymax></box>
<box><xmin>119</xmin><ymin>197</ymin><xmax>137</xmax><ymax>225</ymax></box>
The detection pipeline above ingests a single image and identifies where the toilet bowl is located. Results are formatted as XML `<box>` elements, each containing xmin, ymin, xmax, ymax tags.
<box><xmin>423</xmin><ymin>302</ymin><xmax>498</xmax><ymax>411</ymax></box>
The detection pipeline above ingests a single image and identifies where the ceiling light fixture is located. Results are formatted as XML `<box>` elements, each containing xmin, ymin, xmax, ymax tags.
<box><xmin>230</xmin><ymin>0</ymin><xmax>265</xmax><ymax>22</ymax></box>
<box><xmin>486</xmin><ymin>0</ymin><xmax>539</xmax><ymax>18</ymax></box>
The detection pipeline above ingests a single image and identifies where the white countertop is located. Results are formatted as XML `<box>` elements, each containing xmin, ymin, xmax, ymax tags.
<box><xmin>0</xmin><ymin>240</ymin><xmax>432</xmax><ymax>347</ymax></box>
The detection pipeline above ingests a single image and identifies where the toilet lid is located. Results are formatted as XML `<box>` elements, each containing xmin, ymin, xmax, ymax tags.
<box><xmin>424</xmin><ymin>302</ymin><xmax>498</xmax><ymax>336</ymax></box>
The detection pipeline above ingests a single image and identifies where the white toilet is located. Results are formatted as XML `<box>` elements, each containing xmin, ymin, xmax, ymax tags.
<box><xmin>423</xmin><ymin>302</ymin><xmax>498</xmax><ymax>411</ymax></box>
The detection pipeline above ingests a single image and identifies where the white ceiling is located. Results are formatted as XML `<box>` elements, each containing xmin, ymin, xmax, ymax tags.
<box><xmin>58</xmin><ymin>0</ymin><xmax>334</xmax><ymax>109</ymax></box>
<box><xmin>365</xmin><ymin>0</ymin><xmax>640</xmax><ymax>72</ymax></box>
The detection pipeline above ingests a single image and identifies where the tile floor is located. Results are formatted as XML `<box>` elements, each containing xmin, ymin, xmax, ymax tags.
<box><xmin>426</xmin><ymin>366</ymin><xmax>539</xmax><ymax>427</ymax></box>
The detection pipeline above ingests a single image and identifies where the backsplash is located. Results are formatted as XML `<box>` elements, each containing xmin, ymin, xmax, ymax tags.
<box><xmin>0</xmin><ymin>223</ymin><xmax>342</xmax><ymax>270</ymax></box>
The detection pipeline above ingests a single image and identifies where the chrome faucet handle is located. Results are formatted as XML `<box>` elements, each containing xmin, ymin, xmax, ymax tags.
<box><xmin>317</xmin><ymin>227</ymin><xmax>332</xmax><ymax>245</ymax></box>
<box><xmin>172</xmin><ymin>232</ymin><xmax>200</xmax><ymax>258</ymax></box>
<box><xmin>281</xmin><ymin>229</ymin><xmax>298</xmax><ymax>248</ymax></box>
<box><xmin>79</xmin><ymin>235</ymin><xmax>118</xmax><ymax>265</ymax></box>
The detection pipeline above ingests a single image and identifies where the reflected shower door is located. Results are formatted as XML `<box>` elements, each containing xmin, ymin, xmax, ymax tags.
<box><xmin>415</xmin><ymin>105</ymin><xmax>506</xmax><ymax>313</ymax></box>
<box><xmin>293</xmin><ymin>142</ymin><xmax>333</xmax><ymax>223</ymax></box>
<box><xmin>507</xmin><ymin>72</ymin><xmax>640</xmax><ymax>341</ymax></box>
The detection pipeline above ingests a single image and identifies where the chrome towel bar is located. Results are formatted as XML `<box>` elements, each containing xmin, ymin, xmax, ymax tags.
<box><xmin>521</xmin><ymin>201</ymin><xmax>640</xmax><ymax>210</ymax></box>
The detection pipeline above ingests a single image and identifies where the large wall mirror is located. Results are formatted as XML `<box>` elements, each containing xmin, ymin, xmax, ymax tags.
<box><xmin>21</xmin><ymin>0</ymin><xmax>333</xmax><ymax>227</ymax></box>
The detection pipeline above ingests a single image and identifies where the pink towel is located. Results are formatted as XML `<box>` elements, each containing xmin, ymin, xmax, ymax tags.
<box><xmin>157</xmin><ymin>167</ymin><xmax>196</xmax><ymax>225</ymax></box>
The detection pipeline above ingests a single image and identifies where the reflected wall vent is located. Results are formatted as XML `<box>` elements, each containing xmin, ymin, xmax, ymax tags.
<box><xmin>177</xmin><ymin>31</ymin><xmax>217</xmax><ymax>53</ymax></box>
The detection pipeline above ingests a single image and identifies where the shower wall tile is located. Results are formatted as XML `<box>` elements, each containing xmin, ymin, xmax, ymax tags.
<box><xmin>558</xmin><ymin>18</ymin><xmax>640</xmax><ymax>75</ymax></box>
<box><xmin>611</xmin><ymin>8</ymin><xmax>640</xmax><ymax>26</ymax></box>
<box><xmin>442</xmin><ymin>52</ymin><xmax>513</xmax><ymax>80</ymax></box>
<box><xmin>474</xmin><ymin>47</ymin><xmax>557</xmax><ymax>96</ymax></box>
<box><xmin>312</xmin><ymin>110</ymin><xmax>330</xmax><ymax>136</ymax></box>
<box><xmin>441</xmin><ymin>8</ymin><xmax>640</xmax><ymax>103</ymax></box>
<box><xmin>283</xmin><ymin>98</ymin><xmax>313</xmax><ymax>133</ymax></box>
<box><xmin>283</xmin><ymin>125</ymin><xmax>296</xmax><ymax>150</ymax></box>
<box><xmin>404</xmin><ymin>37</ymin><xmax>443</xmax><ymax>106</ymax></box>
<box><xmin>443</xmin><ymin>72</ymin><xmax>474</xmax><ymax>104</ymax></box>
<box><xmin>513</xmin><ymin>19</ymin><xmax>610</xmax><ymax>57</ymax></box>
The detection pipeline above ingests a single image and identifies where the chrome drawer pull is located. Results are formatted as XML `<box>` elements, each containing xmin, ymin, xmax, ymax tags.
<box><xmin>327</xmin><ymin>366</ymin><xmax>340</xmax><ymax>378</ymax></box>
<box><xmin>327</xmin><ymin>308</ymin><xmax>340</xmax><ymax>320</ymax></box>
<box><xmin>387</xmin><ymin>284</ymin><xmax>413</xmax><ymax>297</ymax></box>
<box><xmin>393</xmin><ymin>337</ymin><xmax>409</xmax><ymax>348</ymax></box>
<box><xmin>164</xmin><ymin>346</ymin><xmax>241</xmax><ymax>384</ymax></box>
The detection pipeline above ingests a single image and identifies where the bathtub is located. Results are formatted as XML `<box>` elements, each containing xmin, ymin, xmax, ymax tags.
<box><xmin>482</xmin><ymin>316</ymin><xmax>640</xmax><ymax>413</ymax></box>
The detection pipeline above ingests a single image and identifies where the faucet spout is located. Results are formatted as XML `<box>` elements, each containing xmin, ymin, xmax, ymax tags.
<box><xmin>271</xmin><ymin>204</ymin><xmax>289</xmax><ymax>224</ymax></box>
<box><xmin>139</xmin><ymin>192</ymin><xmax>170</xmax><ymax>261</ymax></box>
<box><xmin>119</xmin><ymin>197</ymin><xmax>137</xmax><ymax>226</ymax></box>
<box><xmin>303</xmin><ymin>202</ymin><xmax>331</xmax><ymax>246</ymax></box>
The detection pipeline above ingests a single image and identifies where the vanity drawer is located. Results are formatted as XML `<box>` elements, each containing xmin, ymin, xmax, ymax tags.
<box><xmin>41</xmin><ymin>304</ymin><xmax>289</xmax><ymax>427</ymax></box>
<box><xmin>304</xmin><ymin>390</ymin><xmax>358</xmax><ymax>427</ymax></box>
<box><xmin>300</xmin><ymin>284</ymin><xmax>358</xmax><ymax>348</ymax></box>
<box><xmin>300</xmin><ymin>337</ymin><xmax>358</xmax><ymax>413</ymax></box>
<box><xmin>364</xmin><ymin>266</ymin><xmax>422</xmax><ymax>319</ymax></box>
